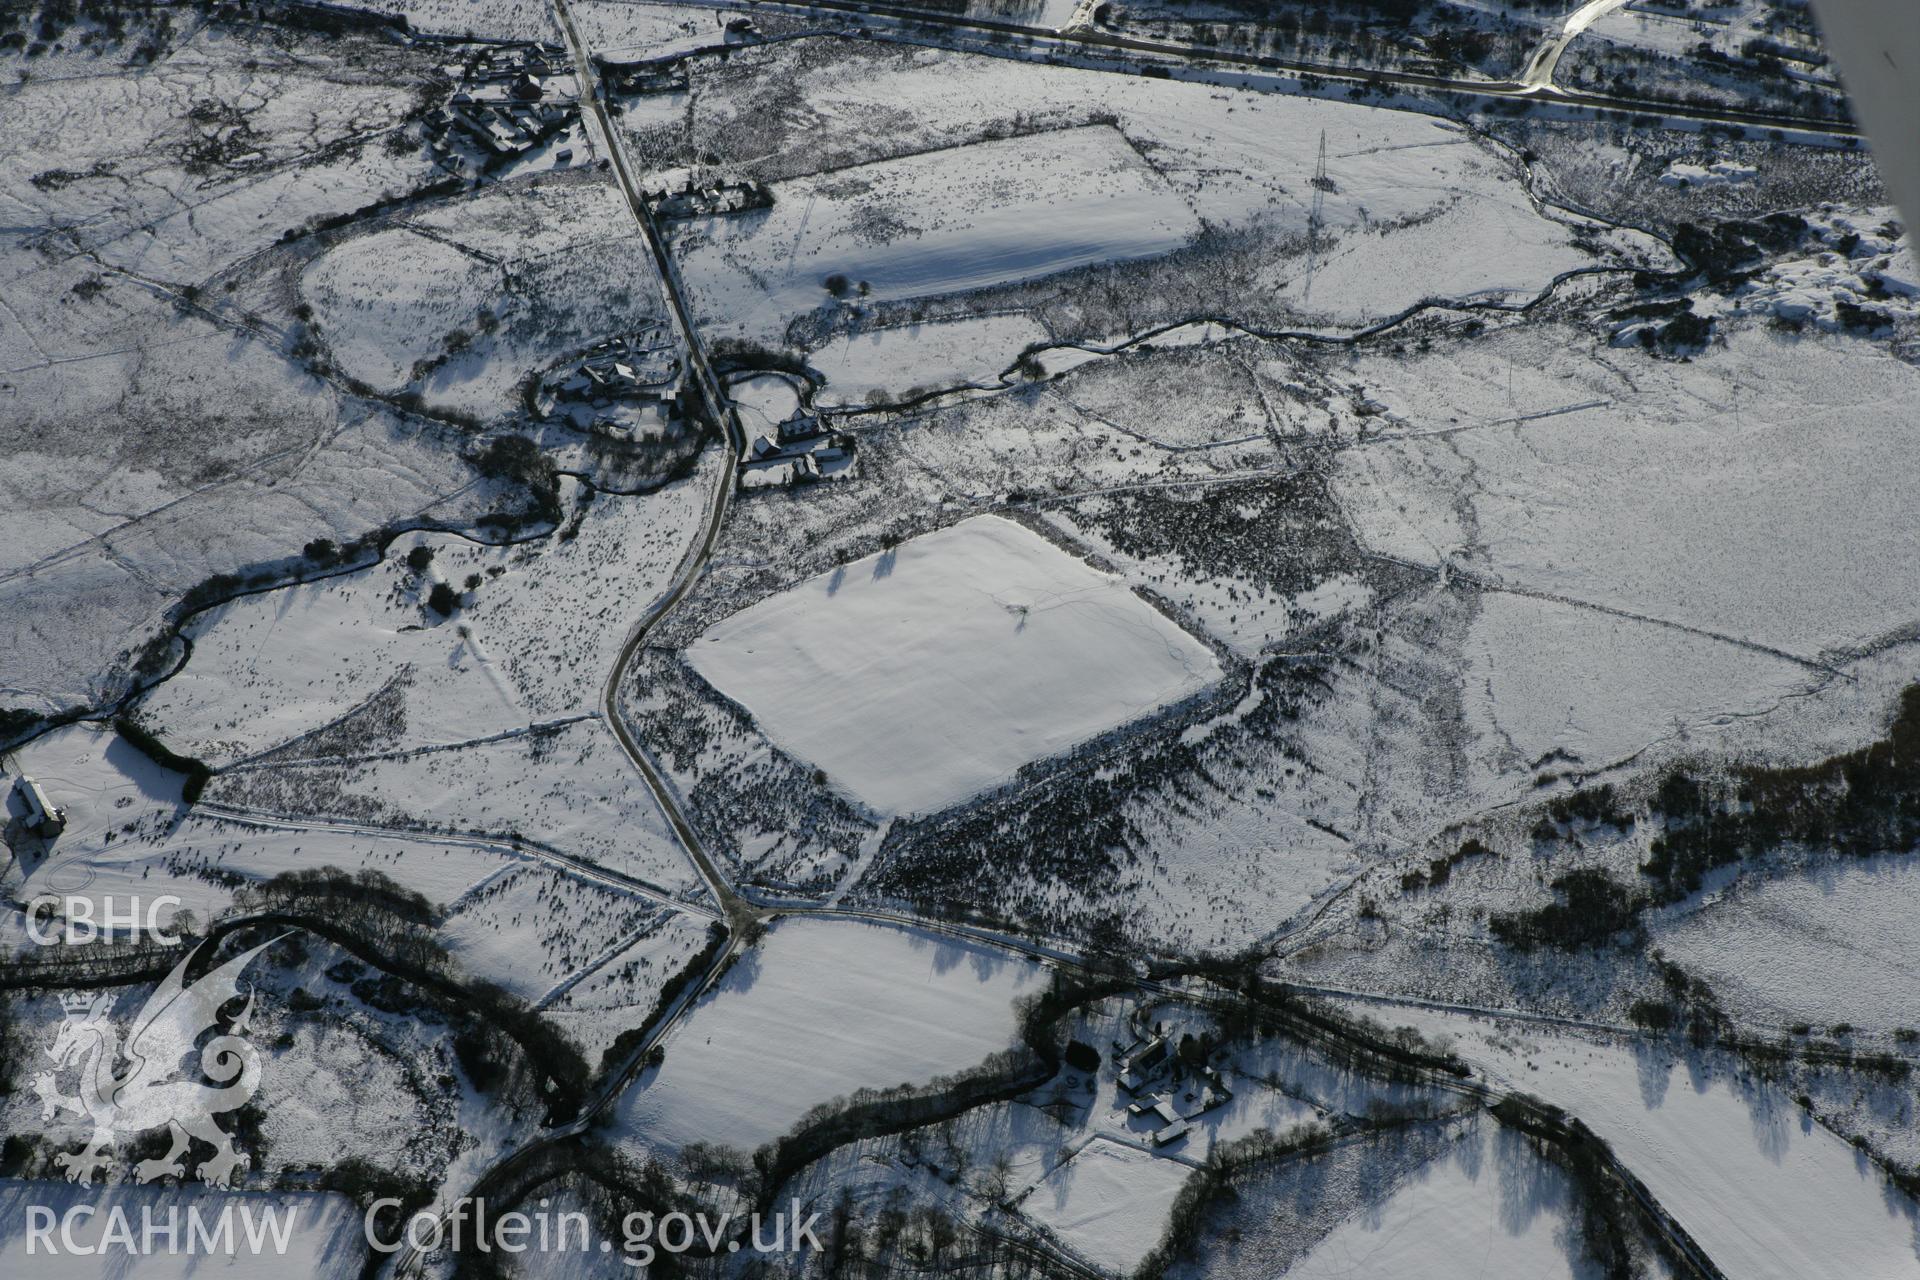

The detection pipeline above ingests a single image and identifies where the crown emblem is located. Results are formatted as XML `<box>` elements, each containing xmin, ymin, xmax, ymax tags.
<box><xmin>58</xmin><ymin>992</ymin><xmax>104</xmax><ymax>1017</ymax></box>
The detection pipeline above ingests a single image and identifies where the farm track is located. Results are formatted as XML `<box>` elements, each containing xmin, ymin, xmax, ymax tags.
<box><xmin>189</xmin><ymin>799</ymin><xmax>719</xmax><ymax>919</ymax></box>
<box><xmin>553</xmin><ymin>0</ymin><xmax>750</xmax><ymax>923</ymax></box>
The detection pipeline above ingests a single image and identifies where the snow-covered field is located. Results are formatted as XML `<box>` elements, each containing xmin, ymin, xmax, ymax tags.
<box><xmin>1459</xmin><ymin>589</ymin><xmax>1810</xmax><ymax>774</ymax></box>
<box><xmin>302</xmin><ymin>176</ymin><xmax>673</xmax><ymax>422</ymax></box>
<box><xmin>662</xmin><ymin>38</ymin><xmax>1667</xmax><ymax>347</ymax></box>
<box><xmin>0</xmin><ymin>389</ymin><xmax>485</xmax><ymax>715</ymax></box>
<box><xmin>727</xmin><ymin>372</ymin><xmax>805</xmax><ymax>438</ymax></box>
<box><xmin>541</xmin><ymin>911</ymin><xmax>720</xmax><ymax>1061</ymax></box>
<box><xmin>1655</xmin><ymin>856</ymin><xmax>1920</xmax><ymax>1030</ymax></box>
<box><xmin>1017</xmin><ymin>1138</ymin><xmax>1193</xmax><ymax>1274</ymax></box>
<box><xmin>0</xmin><ymin>23</ymin><xmax>498</xmax><ymax>712</ymax></box>
<box><xmin>439</xmin><ymin>870</ymin><xmax>687</xmax><ymax>1002</ymax></box>
<box><xmin>1</xmin><ymin>721</ymin><xmax>504</xmax><ymax>931</ymax></box>
<box><xmin>1</xmin><ymin>721</ymin><xmax>186</xmax><ymax>888</ymax></box>
<box><xmin>614</xmin><ymin>918</ymin><xmax>1048</xmax><ymax>1153</ymax></box>
<box><xmin>140</xmin><ymin>561</ymin><xmax>524</xmax><ymax>766</ymax></box>
<box><xmin>305</xmin><ymin>229</ymin><xmax>503</xmax><ymax>394</ymax></box>
<box><xmin>143</xmin><ymin>476</ymin><xmax>708</xmax><ymax>764</ymax></box>
<box><xmin>8</xmin><ymin>8</ymin><xmax>1919</xmax><ymax>1275</ymax></box>
<box><xmin>686</xmin><ymin>515</ymin><xmax>1222</xmax><ymax>816</ymax></box>
<box><xmin>0</xmin><ymin>725</ymin><xmax>487</xmax><ymax>936</ymax></box>
<box><xmin>212</xmin><ymin>718</ymin><xmax>707</xmax><ymax>900</ymax></box>
<box><xmin>673</xmin><ymin>125</ymin><xmax>1201</xmax><ymax>343</ymax></box>
<box><xmin>1380</xmin><ymin>1009</ymin><xmax>1920</xmax><ymax>1280</ymax></box>
<box><xmin>0</xmin><ymin>40</ymin><xmax>431</xmax><ymax>282</ymax></box>
<box><xmin>8</xmin><ymin>809</ymin><xmax>513</xmax><ymax>940</ymax></box>
<box><xmin>895</xmin><ymin>378</ymin><xmax>1284</xmax><ymax>512</ymax></box>
<box><xmin>1279</xmin><ymin>1120</ymin><xmax>1603</xmax><ymax>1280</ymax></box>
<box><xmin>347</xmin><ymin>0</ymin><xmax>559</xmax><ymax>40</ymax></box>
<box><xmin>808</xmin><ymin>313</ymin><xmax>1051</xmax><ymax>406</ymax></box>
<box><xmin>0</xmin><ymin>719</ymin><xmax>706</xmax><ymax>1006</ymax></box>
<box><xmin>571</xmin><ymin>0</ymin><xmax>737</xmax><ymax>61</ymax></box>
<box><xmin>1334</xmin><ymin>322</ymin><xmax>1920</xmax><ymax>662</ymax></box>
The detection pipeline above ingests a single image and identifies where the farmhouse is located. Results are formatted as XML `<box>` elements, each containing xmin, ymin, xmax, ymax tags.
<box><xmin>600</xmin><ymin>60</ymin><xmax>690</xmax><ymax>95</ymax></box>
<box><xmin>1115</xmin><ymin>1033</ymin><xmax>1173</xmax><ymax>1094</ymax></box>
<box><xmin>426</xmin><ymin>44</ymin><xmax>577</xmax><ymax>169</ymax></box>
<box><xmin>810</xmin><ymin>434</ymin><xmax>854</xmax><ymax>462</ymax></box>
<box><xmin>650</xmin><ymin>178</ymin><xmax>773</xmax><ymax>222</ymax></box>
<box><xmin>458</xmin><ymin>44</ymin><xmax>564</xmax><ymax>85</ymax></box>
<box><xmin>16</xmin><ymin>775</ymin><xmax>67</xmax><ymax>837</ymax></box>
<box><xmin>739</xmin><ymin>415</ymin><xmax>858</xmax><ymax>489</ymax></box>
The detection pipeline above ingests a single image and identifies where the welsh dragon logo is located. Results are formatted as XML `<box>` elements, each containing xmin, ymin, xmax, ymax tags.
<box><xmin>32</xmin><ymin>936</ymin><xmax>281</xmax><ymax>1188</ymax></box>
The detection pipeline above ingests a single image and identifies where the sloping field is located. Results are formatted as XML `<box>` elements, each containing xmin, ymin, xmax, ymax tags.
<box><xmin>144</xmin><ymin>478</ymin><xmax>708</xmax><ymax>764</ymax></box>
<box><xmin>1335</xmin><ymin>324</ymin><xmax>1920</xmax><ymax>661</ymax></box>
<box><xmin>1383</xmin><ymin>1010</ymin><xmax>1920</xmax><ymax>1280</ymax></box>
<box><xmin>1280</xmin><ymin>1122</ymin><xmax>1599</xmax><ymax>1280</ymax></box>
<box><xmin>686</xmin><ymin>515</ymin><xmax>1222</xmax><ymax>816</ymax></box>
<box><xmin>301</xmin><ymin>179</ymin><xmax>672</xmax><ymax>421</ymax></box>
<box><xmin>1461</xmin><ymin>590</ymin><xmax>1809</xmax><ymax>775</ymax></box>
<box><xmin>1655</xmin><ymin>856</ymin><xmax>1920</xmax><ymax>1029</ymax></box>
<box><xmin>809</xmin><ymin>313</ymin><xmax>1050</xmax><ymax>407</ymax></box>
<box><xmin>615</xmin><ymin>918</ymin><xmax>1048</xmax><ymax>1153</ymax></box>
<box><xmin>0</xmin><ymin>722</ymin><xmax>533</xmax><ymax>948</ymax></box>
<box><xmin>303</xmin><ymin>229</ymin><xmax>500</xmax><ymax>394</ymax></box>
<box><xmin>213</xmin><ymin>720</ymin><xmax>707</xmax><ymax>899</ymax></box>
<box><xmin>674</xmin><ymin>125</ymin><xmax>1201</xmax><ymax>342</ymax></box>
<box><xmin>659</xmin><ymin>41</ymin><xmax>1668</xmax><ymax>339</ymax></box>
<box><xmin>0</xmin><ymin>62</ymin><xmax>429</xmax><ymax>281</ymax></box>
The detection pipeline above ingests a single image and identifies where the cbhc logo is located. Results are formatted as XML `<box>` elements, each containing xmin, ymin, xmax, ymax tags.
<box><xmin>25</xmin><ymin>895</ymin><xmax>184</xmax><ymax>946</ymax></box>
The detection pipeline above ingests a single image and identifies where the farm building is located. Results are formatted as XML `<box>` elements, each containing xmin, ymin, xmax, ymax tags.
<box><xmin>16</xmin><ymin>775</ymin><xmax>67</xmax><ymax>837</ymax></box>
<box><xmin>1151</xmin><ymin>1120</ymin><xmax>1191</xmax><ymax>1148</ymax></box>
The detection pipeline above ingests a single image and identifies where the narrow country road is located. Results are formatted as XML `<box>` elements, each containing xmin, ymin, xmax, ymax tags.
<box><xmin>551</xmin><ymin>0</ymin><xmax>754</xmax><ymax>928</ymax></box>
<box><xmin>189</xmin><ymin>800</ymin><xmax>720</xmax><ymax>919</ymax></box>
<box><xmin>386</xmin><ymin>6</ymin><xmax>753</xmax><ymax>1273</ymax></box>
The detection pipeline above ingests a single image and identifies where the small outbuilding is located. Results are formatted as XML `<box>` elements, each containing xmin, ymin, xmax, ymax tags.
<box><xmin>1151</xmin><ymin>1120</ymin><xmax>1191</xmax><ymax>1148</ymax></box>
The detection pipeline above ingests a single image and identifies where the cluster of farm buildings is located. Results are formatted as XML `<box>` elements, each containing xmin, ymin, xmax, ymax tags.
<box><xmin>741</xmin><ymin>412</ymin><xmax>857</xmax><ymax>489</ymax></box>
<box><xmin>1111</xmin><ymin>1024</ymin><xmax>1233</xmax><ymax>1149</ymax></box>
<box><xmin>425</xmin><ymin>44</ymin><xmax>579</xmax><ymax>168</ymax></box>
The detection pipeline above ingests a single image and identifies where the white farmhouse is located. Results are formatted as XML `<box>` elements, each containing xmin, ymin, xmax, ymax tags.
<box><xmin>16</xmin><ymin>775</ymin><xmax>67</xmax><ymax>837</ymax></box>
